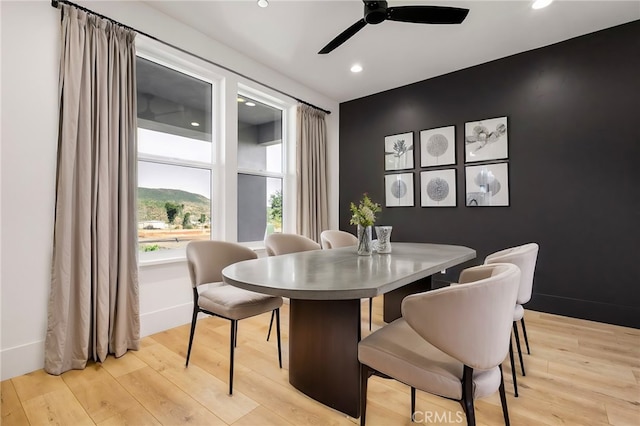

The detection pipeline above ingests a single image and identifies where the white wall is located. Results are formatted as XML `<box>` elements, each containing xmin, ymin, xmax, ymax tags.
<box><xmin>0</xmin><ymin>0</ymin><xmax>339</xmax><ymax>380</ymax></box>
<box><xmin>0</xmin><ymin>0</ymin><xmax>60</xmax><ymax>381</ymax></box>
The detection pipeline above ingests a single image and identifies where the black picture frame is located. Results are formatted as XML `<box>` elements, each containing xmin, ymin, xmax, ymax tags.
<box><xmin>385</xmin><ymin>172</ymin><xmax>414</xmax><ymax>207</ymax></box>
<box><xmin>465</xmin><ymin>162</ymin><xmax>510</xmax><ymax>207</ymax></box>
<box><xmin>420</xmin><ymin>169</ymin><xmax>457</xmax><ymax>207</ymax></box>
<box><xmin>384</xmin><ymin>132</ymin><xmax>414</xmax><ymax>171</ymax></box>
<box><xmin>464</xmin><ymin>116</ymin><xmax>508</xmax><ymax>163</ymax></box>
<box><xmin>420</xmin><ymin>125</ymin><xmax>456</xmax><ymax>167</ymax></box>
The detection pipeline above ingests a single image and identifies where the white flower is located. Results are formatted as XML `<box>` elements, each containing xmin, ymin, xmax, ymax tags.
<box><xmin>361</xmin><ymin>207</ymin><xmax>375</xmax><ymax>224</ymax></box>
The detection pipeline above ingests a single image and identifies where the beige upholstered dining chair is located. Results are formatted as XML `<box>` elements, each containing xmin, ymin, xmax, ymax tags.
<box><xmin>358</xmin><ymin>263</ymin><xmax>520</xmax><ymax>426</ymax></box>
<box><xmin>263</xmin><ymin>233</ymin><xmax>321</xmax><ymax>339</ymax></box>
<box><xmin>264</xmin><ymin>232</ymin><xmax>321</xmax><ymax>256</ymax></box>
<box><xmin>185</xmin><ymin>241</ymin><xmax>283</xmax><ymax>395</ymax></box>
<box><xmin>320</xmin><ymin>229</ymin><xmax>375</xmax><ymax>330</ymax></box>
<box><xmin>485</xmin><ymin>242</ymin><xmax>539</xmax><ymax>397</ymax></box>
<box><xmin>320</xmin><ymin>229</ymin><xmax>358</xmax><ymax>250</ymax></box>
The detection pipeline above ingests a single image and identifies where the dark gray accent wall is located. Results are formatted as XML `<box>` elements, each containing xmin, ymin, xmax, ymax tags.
<box><xmin>339</xmin><ymin>21</ymin><xmax>640</xmax><ymax>328</ymax></box>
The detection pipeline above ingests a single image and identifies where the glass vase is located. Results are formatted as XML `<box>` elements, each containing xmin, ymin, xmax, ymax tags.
<box><xmin>357</xmin><ymin>224</ymin><xmax>373</xmax><ymax>256</ymax></box>
<box><xmin>375</xmin><ymin>225</ymin><xmax>393</xmax><ymax>254</ymax></box>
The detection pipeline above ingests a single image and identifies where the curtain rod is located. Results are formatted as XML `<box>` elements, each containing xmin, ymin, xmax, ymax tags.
<box><xmin>50</xmin><ymin>0</ymin><xmax>331</xmax><ymax>115</ymax></box>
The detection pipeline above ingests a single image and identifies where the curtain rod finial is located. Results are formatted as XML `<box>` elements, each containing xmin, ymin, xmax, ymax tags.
<box><xmin>52</xmin><ymin>0</ymin><xmax>59</xmax><ymax>7</ymax></box>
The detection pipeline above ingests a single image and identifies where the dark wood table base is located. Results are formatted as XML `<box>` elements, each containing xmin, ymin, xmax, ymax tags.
<box><xmin>289</xmin><ymin>298</ymin><xmax>362</xmax><ymax>418</ymax></box>
<box><xmin>383</xmin><ymin>276</ymin><xmax>432</xmax><ymax>323</ymax></box>
<box><xmin>288</xmin><ymin>276</ymin><xmax>435</xmax><ymax>417</ymax></box>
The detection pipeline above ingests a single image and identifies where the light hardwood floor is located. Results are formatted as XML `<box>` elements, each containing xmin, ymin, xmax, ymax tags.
<box><xmin>2</xmin><ymin>299</ymin><xmax>639</xmax><ymax>425</ymax></box>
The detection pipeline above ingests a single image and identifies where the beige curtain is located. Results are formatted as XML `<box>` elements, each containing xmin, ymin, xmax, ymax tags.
<box><xmin>296</xmin><ymin>104</ymin><xmax>329</xmax><ymax>242</ymax></box>
<box><xmin>45</xmin><ymin>5</ymin><xmax>140</xmax><ymax>375</ymax></box>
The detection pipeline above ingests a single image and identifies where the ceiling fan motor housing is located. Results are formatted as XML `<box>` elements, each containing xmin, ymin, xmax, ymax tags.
<box><xmin>365</xmin><ymin>1</ymin><xmax>388</xmax><ymax>24</ymax></box>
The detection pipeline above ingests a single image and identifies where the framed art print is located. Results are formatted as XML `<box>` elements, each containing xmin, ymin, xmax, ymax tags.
<box><xmin>465</xmin><ymin>116</ymin><xmax>508</xmax><ymax>163</ymax></box>
<box><xmin>420</xmin><ymin>169</ymin><xmax>456</xmax><ymax>207</ymax></box>
<box><xmin>420</xmin><ymin>125</ymin><xmax>455</xmax><ymax>167</ymax></box>
<box><xmin>384</xmin><ymin>132</ymin><xmax>414</xmax><ymax>171</ymax></box>
<box><xmin>385</xmin><ymin>173</ymin><xmax>414</xmax><ymax>207</ymax></box>
<box><xmin>465</xmin><ymin>162</ymin><xmax>509</xmax><ymax>207</ymax></box>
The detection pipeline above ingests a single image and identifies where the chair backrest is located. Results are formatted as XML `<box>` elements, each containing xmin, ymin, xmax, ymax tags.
<box><xmin>264</xmin><ymin>233</ymin><xmax>321</xmax><ymax>256</ymax></box>
<box><xmin>485</xmin><ymin>243</ymin><xmax>539</xmax><ymax>304</ymax></box>
<box><xmin>186</xmin><ymin>241</ymin><xmax>257</xmax><ymax>288</ymax></box>
<box><xmin>320</xmin><ymin>230</ymin><xmax>358</xmax><ymax>249</ymax></box>
<box><xmin>401</xmin><ymin>263</ymin><xmax>520</xmax><ymax>370</ymax></box>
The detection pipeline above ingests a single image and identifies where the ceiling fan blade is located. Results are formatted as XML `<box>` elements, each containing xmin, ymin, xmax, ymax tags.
<box><xmin>318</xmin><ymin>19</ymin><xmax>367</xmax><ymax>54</ymax></box>
<box><xmin>387</xmin><ymin>6</ymin><xmax>469</xmax><ymax>24</ymax></box>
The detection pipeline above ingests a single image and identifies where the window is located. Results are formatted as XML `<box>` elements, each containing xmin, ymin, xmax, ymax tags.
<box><xmin>136</xmin><ymin>56</ymin><xmax>213</xmax><ymax>255</ymax></box>
<box><xmin>237</xmin><ymin>95</ymin><xmax>284</xmax><ymax>242</ymax></box>
<box><xmin>135</xmin><ymin>40</ymin><xmax>295</xmax><ymax>261</ymax></box>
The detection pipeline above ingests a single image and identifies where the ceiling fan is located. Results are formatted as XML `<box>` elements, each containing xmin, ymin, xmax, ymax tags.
<box><xmin>318</xmin><ymin>1</ymin><xmax>469</xmax><ymax>54</ymax></box>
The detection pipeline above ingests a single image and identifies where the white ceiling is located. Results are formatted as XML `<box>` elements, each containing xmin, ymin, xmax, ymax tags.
<box><xmin>145</xmin><ymin>0</ymin><xmax>639</xmax><ymax>103</ymax></box>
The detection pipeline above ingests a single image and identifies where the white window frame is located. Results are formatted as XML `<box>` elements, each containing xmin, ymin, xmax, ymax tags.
<box><xmin>216</xmin><ymin>79</ymin><xmax>297</xmax><ymax>246</ymax></box>
<box><xmin>136</xmin><ymin>36</ymin><xmax>296</xmax><ymax>264</ymax></box>
<box><xmin>235</xmin><ymin>87</ymin><xmax>294</xmax><ymax>245</ymax></box>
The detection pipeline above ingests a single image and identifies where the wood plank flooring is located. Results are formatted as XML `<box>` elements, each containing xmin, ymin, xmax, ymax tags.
<box><xmin>2</xmin><ymin>299</ymin><xmax>639</xmax><ymax>425</ymax></box>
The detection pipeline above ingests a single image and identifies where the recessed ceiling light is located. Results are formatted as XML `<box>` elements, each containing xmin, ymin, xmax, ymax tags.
<box><xmin>245</xmin><ymin>102</ymin><xmax>256</xmax><ymax>107</ymax></box>
<box><xmin>191</xmin><ymin>122</ymin><xmax>200</xmax><ymax>127</ymax></box>
<box><xmin>257</xmin><ymin>0</ymin><xmax>268</xmax><ymax>8</ymax></box>
<box><xmin>350</xmin><ymin>64</ymin><xmax>363</xmax><ymax>73</ymax></box>
<box><xmin>532</xmin><ymin>0</ymin><xmax>553</xmax><ymax>9</ymax></box>
<box><xmin>237</xmin><ymin>97</ymin><xmax>245</xmax><ymax>103</ymax></box>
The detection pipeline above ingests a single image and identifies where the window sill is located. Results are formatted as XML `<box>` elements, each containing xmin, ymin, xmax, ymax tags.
<box><xmin>139</xmin><ymin>248</ymin><xmax>187</xmax><ymax>267</ymax></box>
<box><xmin>138</xmin><ymin>243</ymin><xmax>267</xmax><ymax>268</ymax></box>
<box><xmin>139</xmin><ymin>255</ymin><xmax>187</xmax><ymax>267</ymax></box>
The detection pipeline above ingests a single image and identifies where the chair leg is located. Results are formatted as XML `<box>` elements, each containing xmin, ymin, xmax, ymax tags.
<box><xmin>266</xmin><ymin>310</ymin><xmax>275</xmax><ymax>341</ymax></box>
<box><xmin>411</xmin><ymin>387</ymin><xmax>416</xmax><ymax>422</ymax></box>
<box><xmin>521</xmin><ymin>317</ymin><xmax>531</xmax><ymax>355</ymax></box>
<box><xmin>499</xmin><ymin>364</ymin><xmax>511</xmax><ymax>426</ymax></box>
<box><xmin>185</xmin><ymin>305</ymin><xmax>199</xmax><ymax>367</ymax></box>
<box><xmin>508</xmin><ymin>339</ymin><xmax>518</xmax><ymax>397</ymax></box>
<box><xmin>275</xmin><ymin>308</ymin><xmax>282</xmax><ymax>368</ymax></box>
<box><xmin>513</xmin><ymin>322</ymin><xmax>526</xmax><ymax>376</ymax></box>
<box><xmin>461</xmin><ymin>365</ymin><xmax>476</xmax><ymax>426</ymax></box>
<box><xmin>229</xmin><ymin>319</ymin><xmax>237</xmax><ymax>395</ymax></box>
<box><xmin>234</xmin><ymin>320</ymin><xmax>238</xmax><ymax>348</ymax></box>
<box><xmin>360</xmin><ymin>363</ymin><xmax>371</xmax><ymax>426</ymax></box>
<box><xmin>369</xmin><ymin>297</ymin><xmax>373</xmax><ymax>330</ymax></box>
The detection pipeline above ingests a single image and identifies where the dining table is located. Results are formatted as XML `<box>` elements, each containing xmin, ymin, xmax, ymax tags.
<box><xmin>222</xmin><ymin>242</ymin><xmax>476</xmax><ymax>418</ymax></box>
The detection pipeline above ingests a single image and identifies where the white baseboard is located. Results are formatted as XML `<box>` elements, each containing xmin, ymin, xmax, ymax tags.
<box><xmin>1</xmin><ymin>340</ymin><xmax>45</xmax><ymax>381</ymax></box>
<box><xmin>140</xmin><ymin>302</ymin><xmax>193</xmax><ymax>337</ymax></box>
<box><xmin>0</xmin><ymin>303</ymin><xmax>193</xmax><ymax>381</ymax></box>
